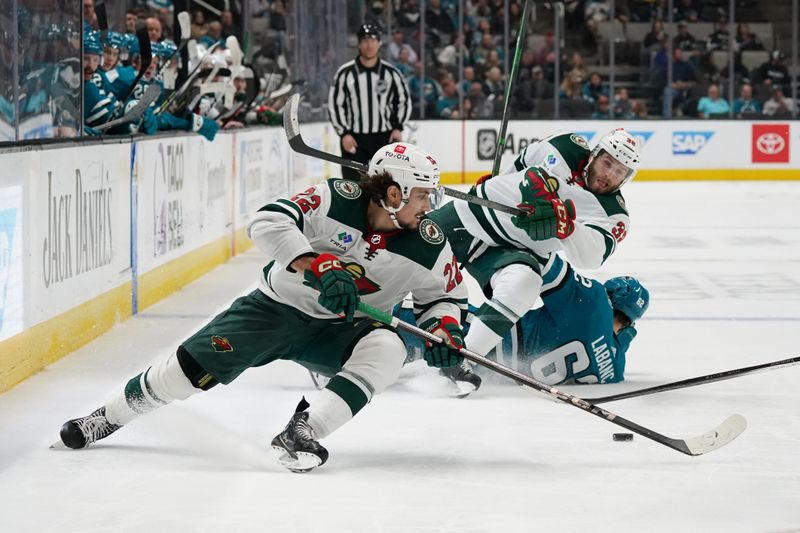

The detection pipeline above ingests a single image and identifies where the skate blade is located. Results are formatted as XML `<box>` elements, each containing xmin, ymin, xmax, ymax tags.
<box><xmin>449</xmin><ymin>380</ymin><xmax>478</xmax><ymax>399</ymax></box>
<box><xmin>50</xmin><ymin>440</ymin><xmax>68</xmax><ymax>450</ymax></box>
<box><xmin>270</xmin><ymin>445</ymin><xmax>322</xmax><ymax>473</ymax></box>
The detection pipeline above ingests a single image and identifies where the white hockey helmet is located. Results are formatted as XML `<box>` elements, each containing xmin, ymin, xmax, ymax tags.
<box><xmin>589</xmin><ymin>128</ymin><xmax>641</xmax><ymax>188</ymax></box>
<box><xmin>368</xmin><ymin>142</ymin><xmax>440</xmax><ymax>201</ymax></box>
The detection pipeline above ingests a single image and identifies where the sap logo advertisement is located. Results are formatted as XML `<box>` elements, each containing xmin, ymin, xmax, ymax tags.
<box><xmin>752</xmin><ymin>124</ymin><xmax>789</xmax><ymax>163</ymax></box>
<box><xmin>672</xmin><ymin>131</ymin><xmax>714</xmax><ymax>155</ymax></box>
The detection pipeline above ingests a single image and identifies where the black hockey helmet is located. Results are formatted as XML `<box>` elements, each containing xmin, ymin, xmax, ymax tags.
<box><xmin>357</xmin><ymin>23</ymin><xmax>381</xmax><ymax>41</ymax></box>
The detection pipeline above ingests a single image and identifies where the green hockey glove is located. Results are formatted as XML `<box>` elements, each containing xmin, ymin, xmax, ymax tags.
<box><xmin>420</xmin><ymin>316</ymin><xmax>465</xmax><ymax>368</ymax></box>
<box><xmin>512</xmin><ymin>198</ymin><xmax>576</xmax><ymax>240</ymax></box>
<box><xmin>303</xmin><ymin>253</ymin><xmax>360</xmax><ymax>321</ymax></box>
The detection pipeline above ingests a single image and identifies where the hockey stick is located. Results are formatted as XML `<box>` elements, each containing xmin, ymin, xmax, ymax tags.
<box><xmin>283</xmin><ymin>94</ymin><xmax>528</xmax><ymax>217</ymax></box>
<box><xmin>357</xmin><ymin>302</ymin><xmax>746</xmax><ymax>456</ymax></box>
<box><xmin>156</xmin><ymin>41</ymin><xmax>222</xmax><ymax>115</ymax></box>
<box><xmin>108</xmin><ymin>28</ymin><xmax>152</xmax><ymax>120</ymax></box>
<box><xmin>491</xmin><ymin>0</ymin><xmax>531</xmax><ymax>177</ymax></box>
<box><xmin>584</xmin><ymin>355</ymin><xmax>800</xmax><ymax>404</ymax></box>
<box><xmin>95</xmin><ymin>83</ymin><xmax>161</xmax><ymax>132</ymax></box>
<box><xmin>156</xmin><ymin>11</ymin><xmax>191</xmax><ymax>83</ymax></box>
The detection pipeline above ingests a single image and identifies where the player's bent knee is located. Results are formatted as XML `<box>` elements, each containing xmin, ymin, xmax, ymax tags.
<box><xmin>149</xmin><ymin>349</ymin><xmax>206</xmax><ymax>402</ymax></box>
<box><xmin>342</xmin><ymin>328</ymin><xmax>406</xmax><ymax>395</ymax></box>
<box><xmin>489</xmin><ymin>264</ymin><xmax>543</xmax><ymax>318</ymax></box>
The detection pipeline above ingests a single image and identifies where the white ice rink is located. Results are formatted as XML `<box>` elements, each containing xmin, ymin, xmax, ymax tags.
<box><xmin>1</xmin><ymin>182</ymin><xmax>799</xmax><ymax>533</ymax></box>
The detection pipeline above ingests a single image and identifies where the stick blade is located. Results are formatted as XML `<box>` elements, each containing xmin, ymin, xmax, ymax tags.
<box><xmin>283</xmin><ymin>93</ymin><xmax>301</xmax><ymax>140</ymax></box>
<box><xmin>682</xmin><ymin>414</ymin><xmax>747</xmax><ymax>456</ymax></box>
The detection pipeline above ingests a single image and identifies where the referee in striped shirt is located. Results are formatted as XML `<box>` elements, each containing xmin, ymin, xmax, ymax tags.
<box><xmin>328</xmin><ymin>23</ymin><xmax>412</xmax><ymax>180</ymax></box>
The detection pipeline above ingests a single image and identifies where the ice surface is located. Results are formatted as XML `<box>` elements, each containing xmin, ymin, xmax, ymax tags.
<box><xmin>1</xmin><ymin>182</ymin><xmax>799</xmax><ymax>533</ymax></box>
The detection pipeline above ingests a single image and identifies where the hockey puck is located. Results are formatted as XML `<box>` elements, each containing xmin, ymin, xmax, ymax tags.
<box><xmin>613</xmin><ymin>433</ymin><xmax>634</xmax><ymax>441</ymax></box>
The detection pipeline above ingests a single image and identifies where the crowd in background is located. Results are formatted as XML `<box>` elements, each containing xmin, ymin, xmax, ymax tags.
<box><xmin>2</xmin><ymin>0</ymin><xmax>797</xmax><ymax>143</ymax></box>
<box><xmin>353</xmin><ymin>0</ymin><xmax>796</xmax><ymax>120</ymax></box>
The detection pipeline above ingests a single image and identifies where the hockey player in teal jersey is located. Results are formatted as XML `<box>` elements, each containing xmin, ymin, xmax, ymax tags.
<box><xmin>492</xmin><ymin>254</ymin><xmax>648</xmax><ymax>385</ymax></box>
<box><xmin>397</xmin><ymin>254</ymin><xmax>649</xmax><ymax>389</ymax></box>
<box><xmin>57</xmin><ymin>143</ymin><xmax>468</xmax><ymax>473</ymax></box>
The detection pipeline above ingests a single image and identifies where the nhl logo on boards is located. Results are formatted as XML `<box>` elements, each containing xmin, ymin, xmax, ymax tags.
<box><xmin>477</xmin><ymin>129</ymin><xmax>497</xmax><ymax>160</ymax></box>
<box><xmin>419</xmin><ymin>219</ymin><xmax>444</xmax><ymax>245</ymax></box>
<box><xmin>333</xmin><ymin>179</ymin><xmax>362</xmax><ymax>199</ymax></box>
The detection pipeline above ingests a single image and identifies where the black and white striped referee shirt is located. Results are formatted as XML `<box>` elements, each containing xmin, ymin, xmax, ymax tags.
<box><xmin>328</xmin><ymin>57</ymin><xmax>412</xmax><ymax>136</ymax></box>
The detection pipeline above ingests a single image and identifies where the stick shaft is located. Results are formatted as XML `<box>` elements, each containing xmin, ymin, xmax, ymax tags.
<box><xmin>283</xmin><ymin>94</ymin><xmax>526</xmax><ymax>217</ymax></box>
<box><xmin>356</xmin><ymin>302</ymin><xmax>745</xmax><ymax>456</ymax></box>
<box><xmin>585</xmin><ymin>356</ymin><xmax>800</xmax><ymax>404</ymax></box>
<box><xmin>491</xmin><ymin>0</ymin><xmax>531</xmax><ymax>176</ymax></box>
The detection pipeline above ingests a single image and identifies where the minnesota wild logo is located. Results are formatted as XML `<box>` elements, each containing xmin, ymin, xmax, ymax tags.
<box><xmin>211</xmin><ymin>335</ymin><xmax>233</xmax><ymax>352</ymax></box>
<box><xmin>343</xmin><ymin>261</ymin><xmax>381</xmax><ymax>294</ymax></box>
<box><xmin>333</xmin><ymin>179</ymin><xmax>361</xmax><ymax>199</ymax></box>
<box><xmin>570</xmin><ymin>134</ymin><xmax>590</xmax><ymax>149</ymax></box>
<box><xmin>419</xmin><ymin>219</ymin><xmax>444</xmax><ymax>245</ymax></box>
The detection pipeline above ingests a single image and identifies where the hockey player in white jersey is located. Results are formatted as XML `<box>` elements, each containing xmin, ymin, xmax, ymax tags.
<box><xmin>427</xmin><ymin>128</ymin><xmax>641</xmax><ymax>394</ymax></box>
<box><xmin>57</xmin><ymin>143</ymin><xmax>468</xmax><ymax>473</ymax></box>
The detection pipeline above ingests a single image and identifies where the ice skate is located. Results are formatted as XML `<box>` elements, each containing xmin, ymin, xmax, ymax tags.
<box><xmin>58</xmin><ymin>407</ymin><xmax>122</xmax><ymax>449</ymax></box>
<box><xmin>271</xmin><ymin>410</ymin><xmax>329</xmax><ymax>473</ymax></box>
<box><xmin>441</xmin><ymin>359</ymin><xmax>482</xmax><ymax>398</ymax></box>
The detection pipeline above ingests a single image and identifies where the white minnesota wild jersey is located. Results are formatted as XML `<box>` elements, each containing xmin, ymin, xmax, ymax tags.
<box><xmin>455</xmin><ymin>132</ymin><xmax>630</xmax><ymax>269</ymax></box>
<box><xmin>247</xmin><ymin>178</ymin><xmax>468</xmax><ymax>322</ymax></box>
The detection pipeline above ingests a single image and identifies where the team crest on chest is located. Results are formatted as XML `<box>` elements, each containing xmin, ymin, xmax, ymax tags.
<box><xmin>419</xmin><ymin>219</ymin><xmax>444</xmax><ymax>244</ymax></box>
<box><xmin>333</xmin><ymin>179</ymin><xmax>362</xmax><ymax>199</ymax></box>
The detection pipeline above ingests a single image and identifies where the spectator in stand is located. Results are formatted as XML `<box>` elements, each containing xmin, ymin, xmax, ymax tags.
<box><xmin>674</xmin><ymin>22</ymin><xmax>701</xmax><ymax>65</ymax></box>
<box><xmin>482</xmin><ymin>66</ymin><xmax>505</xmax><ymax>99</ymax></box>
<box><xmin>584</xmin><ymin>0</ymin><xmax>610</xmax><ymax>47</ymax></box>
<box><xmin>559</xmin><ymin>70</ymin><xmax>586</xmax><ymax>101</ymax></box>
<box><xmin>630</xmin><ymin>98</ymin><xmax>649</xmax><ymax>119</ymax></box>
<box><xmin>459</xmin><ymin>65</ymin><xmax>476</xmax><ymax>95</ymax></box>
<box><xmin>591</xmin><ymin>94</ymin><xmax>611</xmax><ymax>119</ymax></box>
<box><xmin>613</xmin><ymin>87</ymin><xmax>634</xmax><ymax>118</ymax></box>
<box><xmin>84</xmin><ymin>0</ymin><xmax>98</xmax><ymax>31</ymax></box>
<box><xmin>126</xmin><ymin>10</ymin><xmax>139</xmax><ymax>33</ymax></box>
<box><xmin>733</xmin><ymin>83</ymin><xmax>761</xmax><ymax>116</ymax></box>
<box><xmin>388</xmin><ymin>30</ymin><xmax>419</xmax><ymax>65</ymax></box>
<box><xmin>220</xmin><ymin>10</ymin><xmax>237</xmax><ymax>40</ymax></box>
<box><xmin>762</xmin><ymin>86</ymin><xmax>796</xmax><ymax>117</ymax></box>
<box><xmin>191</xmin><ymin>10</ymin><xmax>208</xmax><ymax>39</ymax></box>
<box><xmin>408</xmin><ymin>61</ymin><xmax>440</xmax><ymax>118</ymax></box>
<box><xmin>437</xmin><ymin>33</ymin><xmax>468</xmax><ymax>71</ymax></box>
<box><xmin>473</xmin><ymin>32</ymin><xmax>499</xmax><ymax>68</ymax></box>
<box><xmin>582</xmin><ymin>72</ymin><xmax>608</xmax><ymax>103</ymax></box>
<box><xmin>394</xmin><ymin>47</ymin><xmax>415</xmax><ymax>78</ymax></box>
<box><xmin>436</xmin><ymin>76</ymin><xmax>460</xmax><ymax>118</ymax></box>
<box><xmin>425</xmin><ymin>0</ymin><xmax>455</xmax><ymax>46</ymax></box>
<box><xmin>146</xmin><ymin>17</ymin><xmax>163</xmax><ymax>42</ymax></box>
<box><xmin>753</xmin><ymin>51</ymin><xmax>790</xmax><ymax>94</ymax></box>
<box><xmin>644</xmin><ymin>19</ymin><xmax>666</xmax><ymax>51</ymax></box>
<box><xmin>200</xmin><ymin>21</ymin><xmax>223</xmax><ymax>48</ymax></box>
<box><xmin>696</xmin><ymin>83</ymin><xmax>730</xmax><ymax>118</ymax></box>
<box><xmin>674</xmin><ymin>0</ymin><xmax>699</xmax><ymax>22</ymax></box>
<box><xmin>396</xmin><ymin>0</ymin><xmax>422</xmax><ymax>29</ymax></box>
<box><xmin>565</xmin><ymin>51</ymin><xmax>589</xmax><ymax>82</ymax></box>
<box><xmin>661</xmin><ymin>47</ymin><xmax>696</xmax><ymax>117</ymax></box>
<box><xmin>515</xmin><ymin>65</ymin><xmax>553</xmax><ymax>117</ymax></box>
<box><xmin>468</xmin><ymin>81</ymin><xmax>494</xmax><ymax>118</ymax></box>
<box><xmin>706</xmin><ymin>20</ymin><xmax>730</xmax><ymax>52</ymax></box>
<box><xmin>735</xmin><ymin>23</ymin><xmax>764</xmax><ymax>52</ymax></box>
